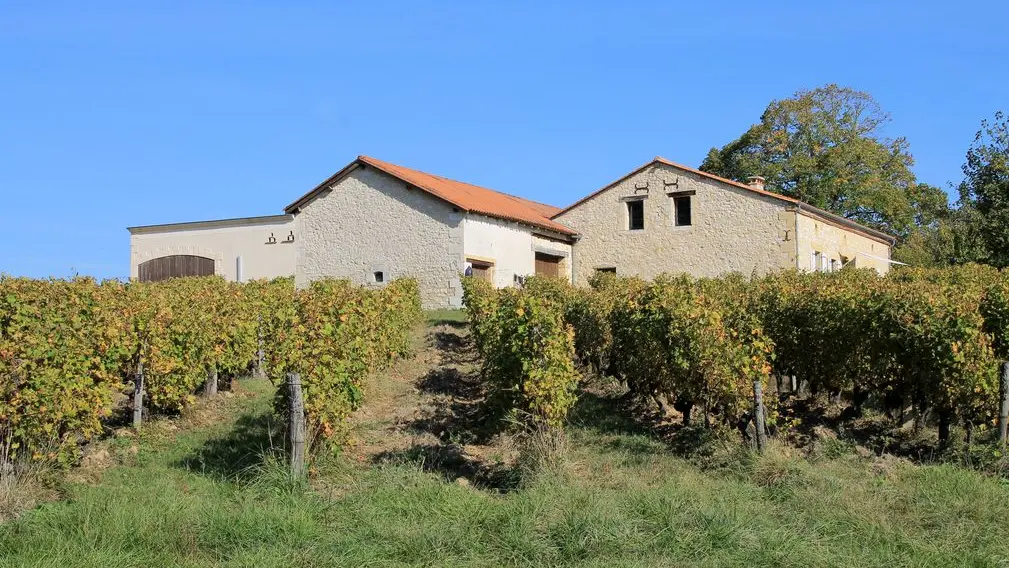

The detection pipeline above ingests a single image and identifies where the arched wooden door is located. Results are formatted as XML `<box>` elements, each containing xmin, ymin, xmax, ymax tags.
<box><xmin>138</xmin><ymin>255</ymin><xmax>215</xmax><ymax>282</ymax></box>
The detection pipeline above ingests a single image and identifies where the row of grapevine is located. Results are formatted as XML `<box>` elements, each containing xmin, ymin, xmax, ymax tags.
<box><xmin>509</xmin><ymin>266</ymin><xmax>1009</xmax><ymax>444</ymax></box>
<box><xmin>461</xmin><ymin>277</ymin><xmax>580</xmax><ymax>429</ymax></box>
<box><xmin>262</xmin><ymin>278</ymin><xmax>422</xmax><ymax>452</ymax></box>
<box><xmin>755</xmin><ymin>267</ymin><xmax>1003</xmax><ymax>440</ymax></box>
<box><xmin>0</xmin><ymin>278</ymin><xmax>127</xmax><ymax>464</ymax></box>
<box><xmin>0</xmin><ymin>275</ymin><xmax>422</xmax><ymax>464</ymax></box>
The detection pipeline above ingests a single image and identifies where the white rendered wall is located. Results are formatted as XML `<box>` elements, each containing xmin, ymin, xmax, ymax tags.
<box><xmin>463</xmin><ymin>214</ymin><xmax>572</xmax><ymax>286</ymax></box>
<box><xmin>130</xmin><ymin>218</ymin><xmax>296</xmax><ymax>282</ymax></box>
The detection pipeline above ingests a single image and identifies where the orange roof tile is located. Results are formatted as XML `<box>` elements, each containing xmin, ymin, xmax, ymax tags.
<box><xmin>286</xmin><ymin>156</ymin><xmax>575</xmax><ymax>236</ymax></box>
<box><xmin>357</xmin><ymin>156</ymin><xmax>574</xmax><ymax>234</ymax></box>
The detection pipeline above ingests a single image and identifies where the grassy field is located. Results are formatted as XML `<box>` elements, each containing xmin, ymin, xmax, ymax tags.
<box><xmin>2</xmin><ymin>321</ymin><xmax>1008</xmax><ymax>567</ymax></box>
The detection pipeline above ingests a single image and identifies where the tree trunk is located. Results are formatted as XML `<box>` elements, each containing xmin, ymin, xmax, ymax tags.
<box><xmin>852</xmin><ymin>384</ymin><xmax>869</xmax><ymax>415</ymax></box>
<box><xmin>914</xmin><ymin>405</ymin><xmax>932</xmax><ymax>433</ymax></box>
<box><xmin>205</xmin><ymin>367</ymin><xmax>218</xmax><ymax>397</ymax></box>
<box><xmin>287</xmin><ymin>373</ymin><xmax>306</xmax><ymax>478</ymax></box>
<box><xmin>673</xmin><ymin>398</ymin><xmax>693</xmax><ymax>426</ymax></box>
<box><xmin>829</xmin><ymin>388</ymin><xmax>843</xmax><ymax>405</ymax></box>
<box><xmin>937</xmin><ymin>409</ymin><xmax>951</xmax><ymax>445</ymax></box>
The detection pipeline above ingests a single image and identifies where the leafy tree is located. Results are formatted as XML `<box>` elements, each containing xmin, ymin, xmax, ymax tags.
<box><xmin>892</xmin><ymin>207</ymin><xmax>985</xmax><ymax>267</ymax></box>
<box><xmin>701</xmin><ymin>85</ymin><xmax>932</xmax><ymax>236</ymax></box>
<box><xmin>957</xmin><ymin>111</ymin><xmax>1009</xmax><ymax>267</ymax></box>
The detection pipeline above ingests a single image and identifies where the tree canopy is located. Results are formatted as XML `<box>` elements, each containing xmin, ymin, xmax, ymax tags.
<box><xmin>700</xmin><ymin>85</ymin><xmax>947</xmax><ymax>237</ymax></box>
<box><xmin>957</xmin><ymin>111</ymin><xmax>1009</xmax><ymax>267</ymax></box>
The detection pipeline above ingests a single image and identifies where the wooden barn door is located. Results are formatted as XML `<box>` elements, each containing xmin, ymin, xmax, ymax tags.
<box><xmin>138</xmin><ymin>255</ymin><xmax>215</xmax><ymax>282</ymax></box>
<box><xmin>467</xmin><ymin>259</ymin><xmax>494</xmax><ymax>282</ymax></box>
<box><xmin>534</xmin><ymin>252</ymin><xmax>561</xmax><ymax>278</ymax></box>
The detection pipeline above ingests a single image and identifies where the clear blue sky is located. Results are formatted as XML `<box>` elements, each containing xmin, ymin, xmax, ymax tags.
<box><xmin>2</xmin><ymin>1</ymin><xmax>1007</xmax><ymax>279</ymax></box>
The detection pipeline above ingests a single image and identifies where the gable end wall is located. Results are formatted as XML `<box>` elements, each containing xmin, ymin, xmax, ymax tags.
<box><xmin>295</xmin><ymin>167</ymin><xmax>465</xmax><ymax>308</ymax></box>
<box><xmin>555</xmin><ymin>163</ymin><xmax>795</xmax><ymax>284</ymax></box>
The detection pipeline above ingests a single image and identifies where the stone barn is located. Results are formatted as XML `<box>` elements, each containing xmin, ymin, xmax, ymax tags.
<box><xmin>128</xmin><ymin>155</ymin><xmax>896</xmax><ymax>308</ymax></box>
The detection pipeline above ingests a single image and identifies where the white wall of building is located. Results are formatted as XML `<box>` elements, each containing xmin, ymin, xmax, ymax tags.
<box><xmin>463</xmin><ymin>214</ymin><xmax>573</xmax><ymax>286</ymax></box>
<box><xmin>129</xmin><ymin>216</ymin><xmax>296</xmax><ymax>282</ymax></box>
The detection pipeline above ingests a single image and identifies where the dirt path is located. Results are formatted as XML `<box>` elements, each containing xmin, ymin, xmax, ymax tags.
<box><xmin>349</xmin><ymin>319</ymin><xmax>515</xmax><ymax>487</ymax></box>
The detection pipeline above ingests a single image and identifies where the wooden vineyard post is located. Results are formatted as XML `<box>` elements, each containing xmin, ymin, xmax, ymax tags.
<box><xmin>753</xmin><ymin>380</ymin><xmax>767</xmax><ymax>453</ymax></box>
<box><xmin>255</xmin><ymin>316</ymin><xmax>266</xmax><ymax>379</ymax></box>
<box><xmin>205</xmin><ymin>367</ymin><xmax>218</xmax><ymax>397</ymax></box>
<box><xmin>287</xmin><ymin>372</ymin><xmax>306</xmax><ymax>478</ymax></box>
<box><xmin>133</xmin><ymin>356</ymin><xmax>145</xmax><ymax>429</ymax></box>
<box><xmin>999</xmin><ymin>361</ymin><xmax>1009</xmax><ymax>448</ymax></box>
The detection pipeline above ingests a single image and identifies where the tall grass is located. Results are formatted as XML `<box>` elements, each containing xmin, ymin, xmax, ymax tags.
<box><xmin>1</xmin><ymin>379</ymin><xmax>1008</xmax><ymax>567</ymax></box>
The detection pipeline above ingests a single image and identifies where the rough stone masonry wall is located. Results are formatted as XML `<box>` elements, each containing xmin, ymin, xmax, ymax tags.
<box><xmin>795</xmin><ymin>212</ymin><xmax>892</xmax><ymax>274</ymax></box>
<box><xmin>295</xmin><ymin>166</ymin><xmax>465</xmax><ymax>308</ymax></box>
<box><xmin>555</xmin><ymin>162</ymin><xmax>795</xmax><ymax>285</ymax></box>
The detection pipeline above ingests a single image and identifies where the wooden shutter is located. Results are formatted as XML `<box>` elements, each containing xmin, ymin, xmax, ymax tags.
<box><xmin>534</xmin><ymin>253</ymin><xmax>561</xmax><ymax>278</ymax></box>
<box><xmin>470</xmin><ymin>261</ymin><xmax>492</xmax><ymax>282</ymax></box>
<box><xmin>138</xmin><ymin>255</ymin><xmax>215</xmax><ymax>282</ymax></box>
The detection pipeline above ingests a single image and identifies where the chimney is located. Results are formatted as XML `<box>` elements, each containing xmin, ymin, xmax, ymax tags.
<box><xmin>746</xmin><ymin>175</ymin><xmax>766</xmax><ymax>191</ymax></box>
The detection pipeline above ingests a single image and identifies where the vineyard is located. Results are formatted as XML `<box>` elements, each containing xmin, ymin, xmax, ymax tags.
<box><xmin>0</xmin><ymin>275</ymin><xmax>422</xmax><ymax>465</ymax></box>
<box><xmin>3</xmin><ymin>269</ymin><xmax>1009</xmax><ymax>565</ymax></box>
<box><xmin>462</xmin><ymin>265</ymin><xmax>1009</xmax><ymax>451</ymax></box>
<box><xmin>6</xmin><ymin>264</ymin><xmax>1009</xmax><ymax>473</ymax></box>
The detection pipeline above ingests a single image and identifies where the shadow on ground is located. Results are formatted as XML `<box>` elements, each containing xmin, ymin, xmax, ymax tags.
<box><xmin>372</xmin><ymin>443</ymin><xmax>519</xmax><ymax>492</ymax></box>
<box><xmin>431</xmin><ymin>329</ymin><xmax>479</xmax><ymax>366</ymax></box>
<box><xmin>428</xmin><ymin>319</ymin><xmax>468</xmax><ymax>330</ymax></box>
<box><xmin>405</xmin><ymin>326</ymin><xmax>496</xmax><ymax>445</ymax></box>
<box><xmin>374</xmin><ymin>324</ymin><xmax>521</xmax><ymax>491</ymax></box>
<box><xmin>576</xmin><ymin>378</ymin><xmax>953</xmax><ymax>466</ymax></box>
<box><xmin>177</xmin><ymin>410</ymin><xmax>286</xmax><ymax>482</ymax></box>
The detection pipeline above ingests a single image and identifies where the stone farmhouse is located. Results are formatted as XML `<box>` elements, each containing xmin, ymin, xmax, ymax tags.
<box><xmin>128</xmin><ymin>155</ymin><xmax>896</xmax><ymax>308</ymax></box>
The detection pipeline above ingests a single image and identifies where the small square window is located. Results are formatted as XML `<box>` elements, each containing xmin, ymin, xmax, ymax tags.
<box><xmin>373</xmin><ymin>271</ymin><xmax>384</xmax><ymax>283</ymax></box>
<box><xmin>627</xmin><ymin>200</ymin><xmax>644</xmax><ymax>230</ymax></box>
<box><xmin>673</xmin><ymin>196</ymin><xmax>692</xmax><ymax>226</ymax></box>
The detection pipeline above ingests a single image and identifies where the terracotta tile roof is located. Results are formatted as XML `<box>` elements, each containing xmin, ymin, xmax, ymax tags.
<box><xmin>356</xmin><ymin>156</ymin><xmax>576</xmax><ymax>235</ymax></box>
<box><xmin>285</xmin><ymin>156</ymin><xmax>574</xmax><ymax>236</ymax></box>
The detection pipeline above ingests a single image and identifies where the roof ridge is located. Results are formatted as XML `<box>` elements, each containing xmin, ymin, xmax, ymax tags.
<box><xmin>354</xmin><ymin>155</ymin><xmax>574</xmax><ymax>236</ymax></box>
<box><xmin>652</xmin><ymin>156</ymin><xmax>799</xmax><ymax>204</ymax></box>
<box><xmin>359</xmin><ymin>155</ymin><xmax>559</xmax><ymax>210</ymax></box>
